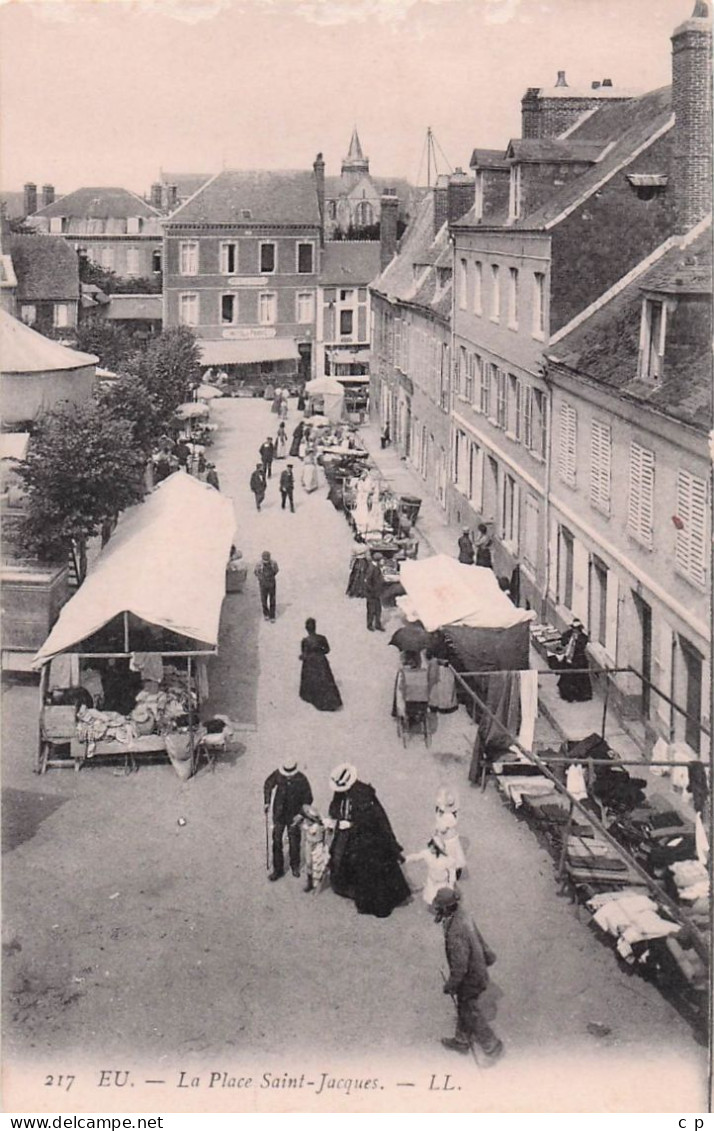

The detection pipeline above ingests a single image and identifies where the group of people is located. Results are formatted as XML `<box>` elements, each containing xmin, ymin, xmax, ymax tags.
<box><xmin>249</xmin><ymin>461</ymin><xmax>296</xmax><ymax>512</ymax></box>
<box><xmin>457</xmin><ymin>524</ymin><xmax>494</xmax><ymax>569</ymax></box>
<box><xmin>262</xmin><ymin>764</ymin><xmax>504</xmax><ymax>1062</ymax></box>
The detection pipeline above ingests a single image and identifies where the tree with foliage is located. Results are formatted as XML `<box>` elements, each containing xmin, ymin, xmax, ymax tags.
<box><xmin>16</xmin><ymin>401</ymin><xmax>146</xmax><ymax>582</ymax></box>
<box><xmin>129</xmin><ymin>326</ymin><xmax>201</xmax><ymax>422</ymax></box>
<box><xmin>96</xmin><ymin>374</ymin><xmax>161</xmax><ymax>458</ymax></box>
<box><xmin>73</xmin><ymin>319</ymin><xmax>136</xmax><ymax>372</ymax></box>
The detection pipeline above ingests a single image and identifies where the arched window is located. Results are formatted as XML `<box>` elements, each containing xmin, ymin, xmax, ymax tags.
<box><xmin>327</xmin><ymin>200</ymin><xmax>337</xmax><ymax>221</ymax></box>
<box><xmin>355</xmin><ymin>201</ymin><xmax>373</xmax><ymax>227</ymax></box>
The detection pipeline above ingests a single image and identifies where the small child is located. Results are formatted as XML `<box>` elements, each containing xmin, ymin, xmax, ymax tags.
<box><xmin>405</xmin><ymin>834</ymin><xmax>457</xmax><ymax>905</ymax></box>
<box><xmin>435</xmin><ymin>786</ymin><xmax>466</xmax><ymax>877</ymax></box>
<box><xmin>292</xmin><ymin>803</ymin><xmax>330</xmax><ymax>893</ymax></box>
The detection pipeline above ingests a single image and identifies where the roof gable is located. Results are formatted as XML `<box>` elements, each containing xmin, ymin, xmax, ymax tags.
<box><xmin>165</xmin><ymin>169</ymin><xmax>321</xmax><ymax>226</ymax></box>
<box><xmin>34</xmin><ymin>186</ymin><xmax>160</xmax><ymax>220</ymax></box>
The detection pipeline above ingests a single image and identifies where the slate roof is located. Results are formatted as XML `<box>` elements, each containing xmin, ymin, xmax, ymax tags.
<box><xmin>7</xmin><ymin>234</ymin><xmax>79</xmax><ymax>300</ymax></box>
<box><xmin>470</xmin><ymin>149</ymin><xmax>509</xmax><ymax>169</ymax></box>
<box><xmin>371</xmin><ymin>191</ymin><xmax>451</xmax><ymax>321</ymax></box>
<box><xmin>106</xmin><ymin>294</ymin><xmax>163</xmax><ymax>321</ymax></box>
<box><xmin>506</xmin><ymin>138</ymin><xmax>605</xmax><ymax>163</ymax></box>
<box><xmin>0</xmin><ymin>191</ymin><xmax>27</xmax><ymax>219</ymax></box>
<box><xmin>165</xmin><ymin>169</ymin><xmax>321</xmax><ymax>226</ymax></box>
<box><xmin>548</xmin><ymin>227</ymin><xmax>712</xmax><ymax>430</ymax></box>
<box><xmin>320</xmin><ymin>242</ymin><xmax>381</xmax><ymax>286</ymax></box>
<box><xmin>34</xmin><ymin>186</ymin><xmax>160</xmax><ymax>220</ymax></box>
<box><xmin>159</xmin><ymin>173</ymin><xmax>212</xmax><ymax>197</ymax></box>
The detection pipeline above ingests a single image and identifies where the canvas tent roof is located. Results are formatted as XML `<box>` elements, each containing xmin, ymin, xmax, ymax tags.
<box><xmin>34</xmin><ymin>472</ymin><xmax>235</xmax><ymax>666</ymax></box>
<box><xmin>0</xmin><ymin>309</ymin><xmax>97</xmax><ymax>374</ymax></box>
<box><xmin>398</xmin><ymin>555</ymin><xmax>534</xmax><ymax>633</ymax></box>
<box><xmin>305</xmin><ymin>375</ymin><xmax>345</xmax><ymax>396</ymax></box>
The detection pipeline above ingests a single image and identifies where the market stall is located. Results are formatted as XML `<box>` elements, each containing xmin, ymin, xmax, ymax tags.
<box><xmin>304</xmin><ymin>376</ymin><xmax>345</xmax><ymax>423</ymax></box>
<box><xmin>33</xmin><ymin>472</ymin><xmax>236</xmax><ymax>777</ymax></box>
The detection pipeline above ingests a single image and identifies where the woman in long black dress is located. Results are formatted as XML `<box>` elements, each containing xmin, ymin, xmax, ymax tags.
<box><xmin>556</xmin><ymin>619</ymin><xmax>592</xmax><ymax>702</ymax></box>
<box><xmin>290</xmin><ymin>421</ymin><xmax>305</xmax><ymax>458</ymax></box>
<box><xmin>299</xmin><ymin>618</ymin><xmax>342</xmax><ymax>711</ymax></box>
<box><xmin>328</xmin><ymin>764</ymin><xmax>410</xmax><ymax>918</ymax></box>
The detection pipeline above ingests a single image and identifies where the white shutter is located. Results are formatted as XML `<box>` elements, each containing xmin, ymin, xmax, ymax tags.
<box><xmin>548</xmin><ymin>514</ymin><xmax>559</xmax><ymax>599</ymax></box>
<box><xmin>590</xmin><ymin>421</ymin><xmax>611</xmax><ymax>513</ymax></box>
<box><xmin>628</xmin><ymin>442</ymin><xmax>655</xmax><ymax>546</ymax></box>
<box><xmin>605</xmin><ymin>571</ymin><xmax>619</xmax><ymax>659</ymax></box>
<box><xmin>676</xmin><ymin>469</ymin><xmax>708</xmax><ymax>586</ymax></box>
<box><xmin>559</xmin><ymin>402</ymin><xmax>577</xmax><ymax>486</ymax></box>
<box><xmin>523</xmin><ymin>492</ymin><xmax>540</xmax><ymax>572</ymax></box>
<box><xmin>572</xmin><ymin>539</ymin><xmax>589</xmax><ymax>622</ymax></box>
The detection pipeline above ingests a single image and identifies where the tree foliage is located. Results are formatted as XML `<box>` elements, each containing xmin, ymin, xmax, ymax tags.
<box><xmin>129</xmin><ymin>326</ymin><xmax>201</xmax><ymax>422</ymax></box>
<box><xmin>96</xmin><ymin>374</ymin><xmax>161</xmax><ymax>457</ymax></box>
<box><xmin>79</xmin><ymin>257</ymin><xmax>162</xmax><ymax>295</ymax></box>
<box><xmin>16</xmin><ymin>400</ymin><xmax>146</xmax><ymax>580</ymax></box>
<box><xmin>73</xmin><ymin>319</ymin><xmax>136</xmax><ymax>372</ymax></box>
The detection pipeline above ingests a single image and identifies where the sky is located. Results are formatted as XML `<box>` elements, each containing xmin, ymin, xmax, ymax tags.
<box><xmin>0</xmin><ymin>0</ymin><xmax>694</xmax><ymax>197</ymax></box>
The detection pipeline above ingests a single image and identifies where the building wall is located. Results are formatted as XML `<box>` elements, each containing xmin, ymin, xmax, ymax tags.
<box><xmin>80</xmin><ymin>239</ymin><xmax>161</xmax><ymax>279</ymax></box>
<box><xmin>316</xmin><ymin>283</ymin><xmax>371</xmax><ymax>377</ymax></box>
<box><xmin>548</xmin><ymin>367</ymin><xmax>710</xmax><ymax>758</ymax></box>
<box><xmin>163</xmin><ymin>226</ymin><xmax>320</xmax><ymax>352</ymax></box>
<box><xmin>451</xmin><ymin>228</ymin><xmax>551</xmax><ymax>607</ymax></box>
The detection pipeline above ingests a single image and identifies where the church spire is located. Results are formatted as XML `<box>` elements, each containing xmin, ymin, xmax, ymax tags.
<box><xmin>342</xmin><ymin>127</ymin><xmax>369</xmax><ymax>176</ymax></box>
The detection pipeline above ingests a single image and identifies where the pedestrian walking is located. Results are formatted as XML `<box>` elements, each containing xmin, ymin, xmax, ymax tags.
<box><xmin>254</xmin><ymin>551</ymin><xmax>279</xmax><ymax>622</ymax></box>
<box><xmin>279</xmin><ymin>397</ymin><xmax>289</xmax><ymax>422</ymax></box>
<box><xmin>381</xmin><ymin>422</ymin><xmax>391</xmax><ymax>449</ymax></box>
<box><xmin>205</xmin><ymin>462</ymin><xmax>220</xmax><ymax>490</ymax></box>
<box><xmin>299</xmin><ymin>618</ymin><xmax>342</xmax><ymax>711</ymax></box>
<box><xmin>457</xmin><ymin>527</ymin><xmax>475</xmax><ymax>565</ymax></box>
<box><xmin>474</xmin><ymin>523</ymin><xmax>493</xmax><ymax>569</ymax></box>
<box><xmin>280</xmin><ymin>464</ymin><xmax>295</xmax><ymax>512</ymax></box>
<box><xmin>259</xmin><ymin>437</ymin><xmax>275</xmax><ymax>478</ymax></box>
<box><xmin>250</xmin><ymin>463</ymin><xmax>267</xmax><ymax>511</ymax></box>
<box><xmin>291</xmin><ymin>803</ymin><xmax>330</xmax><ymax>892</ymax></box>
<box><xmin>327</xmin><ymin>763</ymin><xmax>410</xmax><ymax>918</ymax></box>
<box><xmin>434</xmin><ymin>786</ymin><xmax>466</xmax><ymax>877</ymax></box>
<box><xmin>554</xmin><ymin>619</ymin><xmax>592</xmax><ymax>703</ymax></box>
<box><xmin>432</xmin><ymin>887</ymin><xmax>503</xmax><ymax>1063</ymax></box>
<box><xmin>290</xmin><ymin>421</ymin><xmax>304</xmax><ymax>458</ymax></box>
<box><xmin>365</xmin><ymin>552</ymin><xmax>385</xmax><ymax>631</ymax></box>
<box><xmin>275</xmin><ymin>421</ymin><xmax>288</xmax><ymax>460</ymax></box>
<box><xmin>263</xmin><ymin>760</ymin><xmax>313</xmax><ymax>882</ymax></box>
<box><xmin>404</xmin><ymin>834</ymin><xmax>457</xmax><ymax>906</ymax></box>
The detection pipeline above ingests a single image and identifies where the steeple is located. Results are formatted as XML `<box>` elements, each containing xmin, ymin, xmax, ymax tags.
<box><xmin>342</xmin><ymin>128</ymin><xmax>369</xmax><ymax>176</ymax></box>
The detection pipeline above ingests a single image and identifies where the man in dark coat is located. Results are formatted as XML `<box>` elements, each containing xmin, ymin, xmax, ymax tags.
<box><xmin>263</xmin><ymin>760</ymin><xmax>313</xmax><ymax>881</ymax></box>
<box><xmin>457</xmin><ymin>527</ymin><xmax>475</xmax><ymax>565</ymax></box>
<box><xmin>364</xmin><ymin>552</ymin><xmax>385</xmax><ymax>631</ymax></box>
<box><xmin>254</xmin><ymin>551</ymin><xmax>279</xmax><ymax>621</ymax></box>
<box><xmin>327</xmin><ymin>763</ymin><xmax>409</xmax><ymax>918</ymax></box>
<box><xmin>432</xmin><ymin>887</ymin><xmax>503</xmax><ymax>1062</ymax></box>
<box><xmin>250</xmin><ymin>463</ymin><xmax>267</xmax><ymax>511</ymax></box>
<box><xmin>259</xmin><ymin>437</ymin><xmax>275</xmax><ymax>478</ymax></box>
<box><xmin>279</xmin><ymin>464</ymin><xmax>295</xmax><ymax>512</ymax></box>
<box><xmin>205</xmin><ymin>462</ymin><xmax>220</xmax><ymax>490</ymax></box>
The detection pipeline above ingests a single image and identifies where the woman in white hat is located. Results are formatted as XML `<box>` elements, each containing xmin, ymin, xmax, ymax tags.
<box><xmin>327</xmin><ymin>764</ymin><xmax>410</xmax><ymax>918</ymax></box>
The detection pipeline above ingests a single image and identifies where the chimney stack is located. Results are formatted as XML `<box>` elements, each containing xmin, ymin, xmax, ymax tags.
<box><xmin>380</xmin><ymin>189</ymin><xmax>399</xmax><ymax>271</ymax></box>
<box><xmin>434</xmin><ymin>173</ymin><xmax>449</xmax><ymax>234</ymax></box>
<box><xmin>41</xmin><ymin>184</ymin><xmax>55</xmax><ymax>208</ymax></box>
<box><xmin>555</xmin><ymin>70</ymin><xmax>568</xmax><ymax>87</ymax></box>
<box><xmin>601</xmin><ymin>78</ymin><xmax>613</xmax><ymax>87</ymax></box>
<box><xmin>591</xmin><ymin>81</ymin><xmax>601</xmax><ymax>89</ymax></box>
<box><xmin>167</xmin><ymin>185</ymin><xmax>178</xmax><ymax>211</ymax></box>
<box><xmin>313</xmin><ymin>152</ymin><xmax>326</xmax><ymax>246</ymax></box>
<box><xmin>671</xmin><ymin>0</ymin><xmax>712</xmax><ymax>233</ymax></box>
<box><xmin>447</xmin><ymin>168</ymin><xmax>474</xmax><ymax>226</ymax></box>
<box><xmin>150</xmin><ymin>183</ymin><xmax>163</xmax><ymax>209</ymax></box>
<box><xmin>24</xmin><ymin>182</ymin><xmax>37</xmax><ymax>216</ymax></box>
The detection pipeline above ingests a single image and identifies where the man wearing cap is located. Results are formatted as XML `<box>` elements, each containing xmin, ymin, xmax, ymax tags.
<box><xmin>259</xmin><ymin>436</ymin><xmax>275</xmax><ymax>479</ymax></box>
<box><xmin>457</xmin><ymin>527</ymin><xmax>475</xmax><ymax>565</ymax></box>
<box><xmin>263</xmin><ymin>761</ymin><xmax>313</xmax><ymax>881</ymax></box>
<box><xmin>250</xmin><ymin>462</ymin><xmax>267</xmax><ymax>511</ymax></box>
<box><xmin>279</xmin><ymin>463</ymin><xmax>295</xmax><ymax>512</ymax></box>
<box><xmin>254</xmin><ymin>551</ymin><xmax>279</xmax><ymax>622</ymax></box>
<box><xmin>364</xmin><ymin>553</ymin><xmax>385</xmax><ymax>632</ymax></box>
<box><xmin>431</xmin><ymin>887</ymin><xmax>503</xmax><ymax>1063</ymax></box>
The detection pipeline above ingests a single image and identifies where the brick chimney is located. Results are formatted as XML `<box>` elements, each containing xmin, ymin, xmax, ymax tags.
<box><xmin>671</xmin><ymin>0</ymin><xmax>712</xmax><ymax>233</ymax></box>
<box><xmin>380</xmin><ymin>189</ymin><xmax>399</xmax><ymax>270</ymax></box>
<box><xmin>150</xmin><ymin>183</ymin><xmax>163</xmax><ymax>209</ymax></box>
<box><xmin>313</xmin><ymin>152</ymin><xmax>325</xmax><ymax>246</ymax></box>
<box><xmin>41</xmin><ymin>184</ymin><xmax>55</xmax><ymax>209</ymax></box>
<box><xmin>24</xmin><ymin>182</ymin><xmax>37</xmax><ymax>216</ymax></box>
<box><xmin>166</xmin><ymin>184</ymin><xmax>178</xmax><ymax>211</ymax></box>
<box><xmin>447</xmin><ymin>168</ymin><xmax>474</xmax><ymax>225</ymax></box>
<box><xmin>434</xmin><ymin>173</ymin><xmax>449</xmax><ymax>234</ymax></box>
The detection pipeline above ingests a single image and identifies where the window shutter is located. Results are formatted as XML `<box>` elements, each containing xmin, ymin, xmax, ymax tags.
<box><xmin>590</xmin><ymin>421</ymin><xmax>611</xmax><ymax>513</ymax></box>
<box><xmin>559</xmin><ymin>402</ymin><xmax>576</xmax><ymax>485</ymax></box>
<box><xmin>676</xmin><ymin>469</ymin><xmax>707</xmax><ymax>586</ymax></box>
<box><xmin>628</xmin><ymin>442</ymin><xmax>654</xmax><ymax>546</ymax></box>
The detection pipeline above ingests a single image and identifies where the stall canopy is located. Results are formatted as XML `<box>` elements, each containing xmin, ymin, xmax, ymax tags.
<box><xmin>398</xmin><ymin>555</ymin><xmax>535</xmax><ymax>671</ymax></box>
<box><xmin>0</xmin><ymin>309</ymin><xmax>97</xmax><ymax>424</ymax></box>
<box><xmin>33</xmin><ymin>472</ymin><xmax>236</xmax><ymax>666</ymax></box>
<box><xmin>304</xmin><ymin>375</ymin><xmax>345</xmax><ymax>422</ymax></box>
<box><xmin>199</xmin><ymin>339</ymin><xmax>299</xmax><ymax>367</ymax></box>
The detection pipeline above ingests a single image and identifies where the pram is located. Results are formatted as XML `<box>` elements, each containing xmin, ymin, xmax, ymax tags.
<box><xmin>393</xmin><ymin>665</ymin><xmax>431</xmax><ymax>747</ymax></box>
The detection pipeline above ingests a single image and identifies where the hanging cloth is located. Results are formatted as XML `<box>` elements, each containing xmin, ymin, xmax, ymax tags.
<box><xmin>517</xmin><ymin>669</ymin><xmax>538</xmax><ymax>752</ymax></box>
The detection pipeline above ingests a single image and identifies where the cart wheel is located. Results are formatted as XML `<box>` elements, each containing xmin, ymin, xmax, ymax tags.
<box><xmin>38</xmin><ymin>742</ymin><xmax>49</xmax><ymax>775</ymax></box>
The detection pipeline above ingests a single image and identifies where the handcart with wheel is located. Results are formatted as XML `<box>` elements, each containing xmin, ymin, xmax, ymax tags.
<box><xmin>394</xmin><ymin>665</ymin><xmax>431</xmax><ymax>747</ymax></box>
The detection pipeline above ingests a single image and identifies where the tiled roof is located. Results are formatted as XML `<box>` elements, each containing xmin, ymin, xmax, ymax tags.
<box><xmin>0</xmin><ymin>191</ymin><xmax>27</xmax><ymax>219</ymax></box>
<box><xmin>518</xmin><ymin>86</ymin><xmax>673</xmax><ymax>229</ymax></box>
<box><xmin>470</xmin><ymin>149</ymin><xmax>509</xmax><ymax>169</ymax></box>
<box><xmin>106</xmin><ymin>294</ymin><xmax>163</xmax><ymax>320</ymax></box>
<box><xmin>160</xmin><ymin>173</ymin><xmax>212</xmax><ymax>196</ymax></box>
<box><xmin>370</xmin><ymin>191</ymin><xmax>451</xmax><ymax>321</ymax></box>
<box><xmin>7</xmin><ymin>234</ymin><xmax>79</xmax><ymax>300</ymax></box>
<box><xmin>320</xmin><ymin>241</ymin><xmax>381</xmax><ymax>286</ymax></box>
<box><xmin>166</xmin><ymin>169</ymin><xmax>321</xmax><ymax>226</ymax></box>
<box><xmin>34</xmin><ymin>186</ymin><xmax>160</xmax><ymax>220</ymax></box>
<box><xmin>548</xmin><ymin>228</ymin><xmax>712</xmax><ymax>430</ymax></box>
<box><xmin>506</xmin><ymin>138</ymin><xmax>605</xmax><ymax>163</ymax></box>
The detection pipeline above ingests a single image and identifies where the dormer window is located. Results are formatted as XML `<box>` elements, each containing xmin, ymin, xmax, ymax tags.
<box><xmin>508</xmin><ymin>165</ymin><xmax>522</xmax><ymax>223</ymax></box>
<box><xmin>127</xmin><ymin>216</ymin><xmax>141</xmax><ymax>235</ymax></box>
<box><xmin>638</xmin><ymin>297</ymin><xmax>667</xmax><ymax>381</ymax></box>
<box><xmin>49</xmin><ymin>216</ymin><xmax>65</xmax><ymax>234</ymax></box>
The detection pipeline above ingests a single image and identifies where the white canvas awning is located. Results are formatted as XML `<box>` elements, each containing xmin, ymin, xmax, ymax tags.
<box><xmin>33</xmin><ymin>472</ymin><xmax>236</xmax><ymax>666</ymax></box>
<box><xmin>398</xmin><ymin>555</ymin><xmax>535</xmax><ymax>633</ymax></box>
<box><xmin>0</xmin><ymin>432</ymin><xmax>30</xmax><ymax>461</ymax></box>
<box><xmin>199</xmin><ymin>339</ymin><xmax>299</xmax><ymax>366</ymax></box>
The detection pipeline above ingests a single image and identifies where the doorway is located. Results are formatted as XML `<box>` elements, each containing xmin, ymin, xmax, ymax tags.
<box><xmin>632</xmin><ymin>592</ymin><xmax>652</xmax><ymax>718</ymax></box>
<box><xmin>679</xmin><ymin>637</ymin><xmax>703</xmax><ymax>754</ymax></box>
